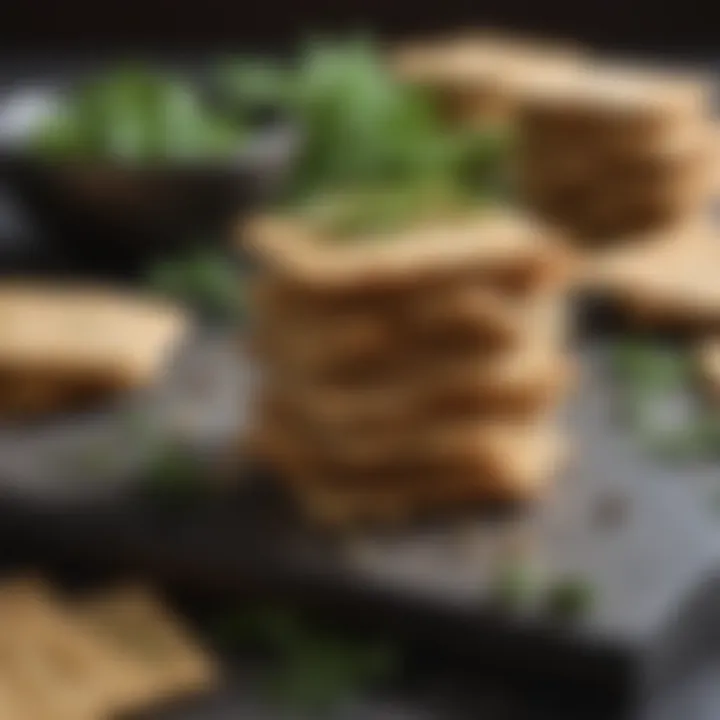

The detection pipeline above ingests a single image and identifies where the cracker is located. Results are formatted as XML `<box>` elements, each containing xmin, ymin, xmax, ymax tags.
<box><xmin>392</xmin><ymin>32</ymin><xmax>584</xmax><ymax>126</ymax></box>
<box><xmin>0</xmin><ymin>283</ymin><xmax>190</xmax><ymax>417</ymax></box>
<box><xmin>260</xmin><ymin>291</ymin><xmax>570</xmax><ymax>438</ymax></box>
<box><xmin>517</xmin><ymin>61</ymin><xmax>712</xmax><ymax>143</ymax></box>
<box><xmin>75</xmin><ymin>584</ymin><xmax>218</xmax><ymax>710</ymax></box>
<box><xmin>262</xmin><ymin>398</ymin><xmax>566</xmax><ymax>477</ymax></box>
<box><xmin>0</xmin><ymin>576</ymin><xmax>139</xmax><ymax>720</ymax></box>
<box><xmin>0</xmin><ymin>677</ymin><xmax>31</xmax><ymax>720</ymax></box>
<box><xmin>243</xmin><ymin>210</ymin><xmax>568</xmax><ymax>293</ymax></box>
<box><xmin>252</xmin><ymin>271</ymin><xmax>572</xmax><ymax>384</ymax></box>
<box><xmin>264</xmin><ymin>420</ymin><xmax>567</xmax><ymax>526</ymax></box>
<box><xmin>582</xmin><ymin>226</ymin><xmax>720</xmax><ymax>325</ymax></box>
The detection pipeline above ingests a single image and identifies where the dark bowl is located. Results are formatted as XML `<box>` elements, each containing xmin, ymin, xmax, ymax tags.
<box><xmin>0</xmin><ymin>90</ymin><xmax>297</xmax><ymax>279</ymax></box>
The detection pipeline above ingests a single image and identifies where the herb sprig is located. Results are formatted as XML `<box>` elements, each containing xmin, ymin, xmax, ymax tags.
<box><xmin>609</xmin><ymin>339</ymin><xmax>720</xmax><ymax>461</ymax></box>
<box><xmin>213</xmin><ymin>607</ymin><xmax>398</xmax><ymax>716</ymax></box>
<box><xmin>32</xmin><ymin>66</ymin><xmax>242</xmax><ymax>162</ymax></box>
<box><xmin>219</xmin><ymin>38</ymin><xmax>510</xmax><ymax>234</ymax></box>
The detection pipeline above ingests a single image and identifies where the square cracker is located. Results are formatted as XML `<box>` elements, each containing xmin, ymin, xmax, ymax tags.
<box><xmin>256</xmin><ymin>408</ymin><xmax>567</xmax><ymax>516</ymax></box>
<box><xmin>74</xmin><ymin>584</ymin><xmax>219</xmax><ymax>710</ymax></box>
<box><xmin>0</xmin><ymin>283</ymin><xmax>189</xmax><ymax>417</ymax></box>
<box><xmin>261</xmin><ymin>291</ymin><xmax>571</xmax><ymax>440</ymax></box>
<box><xmin>0</xmin><ymin>576</ymin><xmax>141</xmax><ymax>720</ymax></box>
<box><xmin>391</xmin><ymin>32</ymin><xmax>584</xmax><ymax>126</ymax></box>
<box><xmin>262</xmin><ymin>420</ymin><xmax>568</xmax><ymax>527</ymax></box>
<box><xmin>517</xmin><ymin>60</ymin><xmax>713</xmax><ymax>145</ymax></box>
<box><xmin>581</xmin><ymin>225</ymin><xmax>720</xmax><ymax>325</ymax></box>
<box><xmin>243</xmin><ymin>210</ymin><xmax>570</xmax><ymax>294</ymax></box>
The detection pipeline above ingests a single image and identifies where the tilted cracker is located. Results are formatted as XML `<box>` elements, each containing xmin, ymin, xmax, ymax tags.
<box><xmin>75</xmin><ymin>584</ymin><xmax>219</xmax><ymax>710</ymax></box>
<box><xmin>0</xmin><ymin>576</ymin><xmax>143</xmax><ymax>720</ymax></box>
<box><xmin>582</xmin><ymin>226</ymin><xmax>720</xmax><ymax>325</ymax></box>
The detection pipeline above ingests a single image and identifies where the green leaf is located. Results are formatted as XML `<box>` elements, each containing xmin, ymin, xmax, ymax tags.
<box><xmin>253</xmin><ymin>35</ymin><xmax>508</xmax><ymax>208</ymax></box>
<box><xmin>211</xmin><ymin>606</ymin><xmax>398</xmax><ymax>716</ymax></box>
<box><xmin>146</xmin><ymin>250</ymin><xmax>239</xmax><ymax>321</ymax></box>
<box><xmin>32</xmin><ymin>64</ymin><xmax>242</xmax><ymax>162</ymax></box>
<box><xmin>142</xmin><ymin>441</ymin><xmax>205</xmax><ymax>505</ymax></box>
<box><xmin>544</xmin><ymin>575</ymin><xmax>595</xmax><ymax>619</ymax></box>
<box><xmin>216</xmin><ymin>57</ymin><xmax>293</xmax><ymax>113</ymax></box>
<box><xmin>488</xmin><ymin>557</ymin><xmax>540</xmax><ymax>609</ymax></box>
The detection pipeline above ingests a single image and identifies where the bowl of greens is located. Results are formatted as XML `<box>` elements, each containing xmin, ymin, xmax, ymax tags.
<box><xmin>0</xmin><ymin>66</ymin><xmax>296</xmax><ymax>277</ymax></box>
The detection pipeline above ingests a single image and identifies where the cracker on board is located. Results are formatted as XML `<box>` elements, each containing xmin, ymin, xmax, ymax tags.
<box><xmin>0</xmin><ymin>576</ymin><xmax>141</xmax><ymax>720</ymax></box>
<box><xmin>75</xmin><ymin>584</ymin><xmax>219</xmax><ymax>710</ymax></box>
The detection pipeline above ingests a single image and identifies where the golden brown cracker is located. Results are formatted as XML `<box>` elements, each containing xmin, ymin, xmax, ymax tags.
<box><xmin>583</xmin><ymin>227</ymin><xmax>720</xmax><ymax>324</ymax></box>
<box><xmin>244</xmin><ymin>210</ymin><xmax>567</xmax><ymax>293</ymax></box>
<box><xmin>392</xmin><ymin>32</ymin><xmax>584</xmax><ymax>127</ymax></box>
<box><xmin>0</xmin><ymin>283</ymin><xmax>190</xmax><ymax>417</ymax></box>
<box><xmin>75</xmin><ymin>585</ymin><xmax>218</xmax><ymax>709</ymax></box>
<box><xmin>278</xmin><ymin>427</ymin><xmax>568</xmax><ymax>527</ymax></box>
<box><xmin>0</xmin><ymin>576</ymin><xmax>139</xmax><ymax>720</ymax></box>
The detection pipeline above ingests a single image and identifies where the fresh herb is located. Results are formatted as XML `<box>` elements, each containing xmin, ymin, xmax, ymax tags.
<box><xmin>213</xmin><ymin>607</ymin><xmax>397</xmax><ymax>717</ymax></box>
<box><xmin>219</xmin><ymin>37</ymin><xmax>510</xmax><ymax>232</ymax></box>
<box><xmin>610</xmin><ymin>340</ymin><xmax>689</xmax><ymax>394</ymax></box>
<box><xmin>544</xmin><ymin>575</ymin><xmax>595</xmax><ymax>620</ymax></box>
<box><xmin>287</xmin><ymin>181</ymin><xmax>480</xmax><ymax>238</ymax></box>
<box><xmin>141</xmin><ymin>441</ymin><xmax>206</xmax><ymax>505</ymax></box>
<box><xmin>488</xmin><ymin>557</ymin><xmax>540</xmax><ymax>610</ymax></box>
<box><xmin>146</xmin><ymin>249</ymin><xmax>240</xmax><ymax>322</ymax></box>
<box><xmin>32</xmin><ymin>65</ymin><xmax>242</xmax><ymax>162</ymax></box>
<box><xmin>608</xmin><ymin>340</ymin><xmax>720</xmax><ymax>460</ymax></box>
<box><xmin>215</xmin><ymin>56</ymin><xmax>293</xmax><ymax>117</ymax></box>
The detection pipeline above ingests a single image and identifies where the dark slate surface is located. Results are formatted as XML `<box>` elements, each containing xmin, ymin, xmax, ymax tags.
<box><xmin>2</xmin><ymin>334</ymin><xmax>720</xmax><ymax>718</ymax></box>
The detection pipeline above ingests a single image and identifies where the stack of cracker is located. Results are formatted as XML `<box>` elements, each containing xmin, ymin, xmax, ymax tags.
<box><xmin>0</xmin><ymin>577</ymin><xmax>218</xmax><ymax>719</ymax></box>
<box><xmin>246</xmin><ymin>209</ymin><xmax>575</xmax><ymax>527</ymax></box>
<box><xmin>391</xmin><ymin>31</ymin><xmax>585</xmax><ymax>129</ymax></box>
<box><xmin>516</xmin><ymin>62</ymin><xmax>717</xmax><ymax>242</ymax></box>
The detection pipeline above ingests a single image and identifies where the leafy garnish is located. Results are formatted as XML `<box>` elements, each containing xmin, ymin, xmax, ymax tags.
<box><xmin>215</xmin><ymin>56</ymin><xmax>293</xmax><ymax>117</ymax></box>
<box><xmin>32</xmin><ymin>65</ymin><xmax>243</xmax><ymax>162</ymax></box>
<box><xmin>213</xmin><ymin>606</ymin><xmax>398</xmax><ymax>716</ymax></box>
<box><xmin>608</xmin><ymin>340</ymin><xmax>715</xmax><ymax>459</ymax></box>
<box><xmin>141</xmin><ymin>440</ymin><xmax>206</xmax><ymax>505</ymax></box>
<box><xmin>488</xmin><ymin>557</ymin><xmax>540</xmax><ymax>610</ymax></box>
<box><xmin>288</xmin><ymin>181</ymin><xmax>480</xmax><ymax>238</ymax></box>
<box><xmin>218</xmin><ymin>37</ymin><xmax>510</xmax><ymax>230</ymax></box>
<box><xmin>146</xmin><ymin>249</ymin><xmax>240</xmax><ymax>322</ymax></box>
<box><xmin>544</xmin><ymin>576</ymin><xmax>595</xmax><ymax>619</ymax></box>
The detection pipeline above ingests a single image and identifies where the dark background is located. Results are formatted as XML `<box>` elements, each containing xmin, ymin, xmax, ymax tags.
<box><xmin>0</xmin><ymin>1</ymin><xmax>717</xmax><ymax>58</ymax></box>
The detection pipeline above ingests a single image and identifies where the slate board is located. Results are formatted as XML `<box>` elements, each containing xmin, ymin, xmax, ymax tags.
<box><xmin>2</xmin><ymin>330</ymin><xmax>720</xmax><ymax>717</ymax></box>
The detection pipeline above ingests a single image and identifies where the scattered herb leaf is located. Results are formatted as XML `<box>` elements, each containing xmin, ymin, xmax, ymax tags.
<box><xmin>544</xmin><ymin>575</ymin><xmax>595</xmax><ymax>619</ymax></box>
<box><xmin>488</xmin><ymin>557</ymin><xmax>539</xmax><ymax>610</ymax></box>
<box><xmin>146</xmin><ymin>249</ymin><xmax>240</xmax><ymax>322</ymax></box>
<box><xmin>212</xmin><ymin>606</ymin><xmax>398</xmax><ymax>716</ymax></box>
<box><xmin>141</xmin><ymin>441</ymin><xmax>206</xmax><ymax>505</ymax></box>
